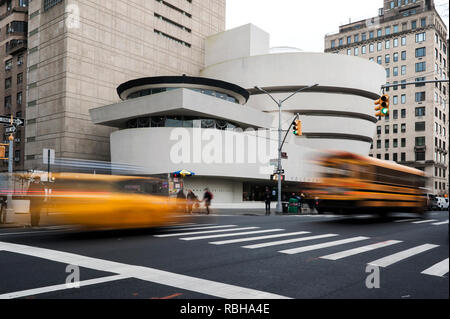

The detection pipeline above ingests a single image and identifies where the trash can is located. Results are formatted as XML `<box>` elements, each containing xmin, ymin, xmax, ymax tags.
<box><xmin>288</xmin><ymin>198</ymin><xmax>300</xmax><ymax>214</ymax></box>
<box><xmin>282</xmin><ymin>202</ymin><xmax>289</xmax><ymax>214</ymax></box>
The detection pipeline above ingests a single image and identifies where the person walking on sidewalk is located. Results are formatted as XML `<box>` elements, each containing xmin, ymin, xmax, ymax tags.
<box><xmin>202</xmin><ymin>188</ymin><xmax>213</xmax><ymax>215</ymax></box>
<box><xmin>28</xmin><ymin>177</ymin><xmax>45</xmax><ymax>227</ymax></box>
<box><xmin>186</xmin><ymin>190</ymin><xmax>197</xmax><ymax>215</ymax></box>
<box><xmin>264</xmin><ymin>187</ymin><xmax>272</xmax><ymax>216</ymax></box>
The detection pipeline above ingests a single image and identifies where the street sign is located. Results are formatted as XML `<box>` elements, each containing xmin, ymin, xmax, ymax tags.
<box><xmin>270</xmin><ymin>159</ymin><xmax>278</xmax><ymax>167</ymax></box>
<box><xmin>0</xmin><ymin>116</ymin><xmax>24</xmax><ymax>126</ymax></box>
<box><xmin>5</xmin><ymin>126</ymin><xmax>16</xmax><ymax>134</ymax></box>
<box><xmin>43</xmin><ymin>148</ymin><xmax>55</xmax><ymax>165</ymax></box>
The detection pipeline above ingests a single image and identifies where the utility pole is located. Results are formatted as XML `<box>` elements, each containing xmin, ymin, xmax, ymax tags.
<box><xmin>254</xmin><ymin>84</ymin><xmax>319</xmax><ymax>214</ymax></box>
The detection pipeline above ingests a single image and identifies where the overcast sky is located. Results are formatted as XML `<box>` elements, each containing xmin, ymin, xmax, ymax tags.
<box><xmin>226</xmin><ymin>0</ymin><xmax>449</xmax><ymax>53</ymax></box>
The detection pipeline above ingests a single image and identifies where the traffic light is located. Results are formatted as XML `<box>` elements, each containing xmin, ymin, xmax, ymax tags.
<box><xmin>293</xmin><ymin>120</ymin><xmax>302</xmax><ymax>136</ymax></box>
<box><xmin>374</xmin><ymin>94</ymin><xmax>389</xmax><ymax>117</ymax></box>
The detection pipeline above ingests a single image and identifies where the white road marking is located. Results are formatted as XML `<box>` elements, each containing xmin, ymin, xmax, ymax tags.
<box><xmin>320</xmin><ymin>240</ymin><xmax>403</xmax><ymax>260</ymax></box>
<box><xmin>165</xmin><ymin>225</ymin><xmax>235</xmax><ymax>231</ymax></box>
<box><xmin>0</xmin><ymin>229</ymin><xmax>73</xmax><ymax>237</ymax></box>
<box><xmin>412</xmin><ymin>219</ymin><xmax>438</xmax><ymax>224</ymax></box>
<box><xmin>0</xmin><ymin>275</ymin><xmax>128</xmax><ymax>299</ymax></box>
<box><xmin>242</xmin><ymin>234</ymin><xmax>339</xmax><ymax>249</ymax></box>
<box><xmin>154</xmin><ymin>227</ymin><xmax>259</xmax><ymax>238</ymax></box>
<box><xmin>432</xmin><ymin>220</ymin><xmax>449</xmax><ymax>225</ymax></box>
<box><xmin>0</xmin><ymin>241</ymin><xmax>290</xmax><ymax>299</ymax></box>
<box><xmin>279</xmin><ymin>236</ymin><xmax>369</xmax><ymax>255</ymax></box>
<box><xmin>394</xmin><ymin>219</ymin><xmax>421</xmax><ymax>223</ymax></box>
<box><xmin>180</xmin><ymin>229</ymin><xmax>284</xmax><ymax>241</ymax></box>
<box><xmin>368</xmin><ymin>244</ymin><xmax>439</xmax><ymax>268</ymax></box>
<box><xmin>421</xmin><ymin>258</ymin><xmax>449</xmax><ymax>277</ymax></box>
<box><xmin>210</xmin><ymin>231</ymin><xmax>311</xmax><ymax>245</ymax></box>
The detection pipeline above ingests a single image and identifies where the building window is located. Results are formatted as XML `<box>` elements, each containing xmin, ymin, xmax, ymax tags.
<box><xmin>420</xmin><ymin>18</ymin><xmax>426</xmax><ymax>28</ymax></box>
<box><xmin>377</xmin><ymin>126</ymin><xmax>381</xmax><ymax>135</ymax></box>
<box><xmin>385</xmin><ymin>154</ymin><xmax>390</xmax><ymax>160</ymax></box>
<box><xmin>347</xmin><ymin>36</ymin><xmax>351</xmax><ymax>44</ymax></box>
<box><xmin>347</xmin><ymin>49</ymin><xmax>351</xmax><ymax>56</ymax></box>
<box><xmin>415</xmin><ymin>137</ymin><xmax>425</xmax><ymax>146</ymax></box>
<box><xmin>415</xmin><ymin>77</ymin><xmax>426</xmax><ymax>87</ymax></box>
<box><xmin>415</xmin><ymin>151</ymin><xmax>425</xmax><ymax>161</ymax></box>
<box><xmin>411</xmin><ymin>20</ymin><xmax>417</xmax><ymax>30</ymax></box>
<box><xmin>415</xmin><ymin>47</ymin><xmax>426</xmax><ymax>57</ymax></box>
<box><xmin>354</xmin><ymin>34</ymin><xmax>359</xmax><ymax>42</ymax></box>
<box><xmin>401</xmin><ymin>138</ymin><xmax>406</xmax><ymax>148</ymax></box>
<box><xmin>393</xmin><ymin>95</ymin><xmax>398</xmax><ymax>105</ymax></box>
<box><xmin>393</xmin><ymin>110</ymin><xmax>398</xmax><ymax>119</ymax></box>
<box><xmin>415</xmin><ymin>32</ymin><xmax>426</xmax><ymax>43</ymax></box>
<box><xmin>401</xmin><ymin>109</ymin><xmax>406</xmax><ymax>118</ymax></box>
<box><xmin>401</xmin><ymin>36</ymin><xmax>406</xmax><ymax>46</ymax></box>
<box><xmin>393</xmin><ymin>139</ymin><xmax>398</xmax><ymax>148</ymax></box>
<box><xmin>385</xmin><ymin>40</ymin><xmax>390</xmax><ymax>49</ymax></box>
<box><xmin>393</xmin><ymin>38</ymin><xmax>398</xmax><ymax>47</ymax></box>
<box><xmin>385</xmin><ymin>54</ymin><xmax>390</xmax><ymax>64</ymax></box>
<box><xmin>393</xmin><ymin>67</ymin><xmax>398</xmax><ymax>76</ymax></box>
<box><xmin>377</xmin><ymin>29</ymin><xmax>382</xmax><ymax>37</ymax></box>
<box><xmin>331</xmin><ymin>40</ymin><xmax>335</xmax><ymax>48</ymax></box>
<box><xmin>385</xmin><ymin>139</ymin><xmax>390</xmax><ymax>149</ymax></box>
<box><xmin>393</xmin><ymin>153</ymin><xmax>398</xmax><ymax>162</ymax></box>
<box><xmin>385</xmin><ymin>125</ymin><xmax>390</xmax><ymax>134</ymax></box>
<box><xmin>354</xmin><ymin>47</ymin><xmax>359</xmax><ymax>56</ymax></box>
<box><xmin>401</xmin><ymin>94</ymin><xmax>406</xmax><ymax>104</ymax></box>
<box><xmin>385</xmin><ymin>27</ymin><xmax>391</xmax><ymax>35</ymax></box>
<box><xmin>339</xmin><ymin>38</ymin><xmax>343</xmax><ymax>46</ymax></box>
<box><xmin>369</xmin><ymin>43</ymin><xmax>374</xmax><ymax>52</ymax></box>
<box><xmin>401</xmin><ymin>123</ymin><xmax>406</xmax><ymax>133</ymax></box>
<box><xmin>393</xmin><ymin>52</ymin><xmax>399</xmax><ymax>62</ymax></box>
<box><xmin>44</xmin><ymin>0</ymin><xmax>63</xmax><ymax>11</ymax></box>
<box><xmin>415</xmin><ymin>107</ymin><xmax>425</xmax><ymax>116</ymax></box>
<box><xmin>362</xmin><ymin>33</ymin><xmax>367</xmax><ymax>41</ymax></box>
<box><xmin>5</xmin><ymin>77</ymin><xmax>12</xmax><ymax>89</ymax></box>
<box><xmin>415</xmin><ymin>122</ymin><xmax>426</xmax><ymax>131</ymax></box>
<box><xmin>401</xmin><ymin>51</ymin><xmax>406</xmax><ymax>60</ymax></box>
<box><xmin>4</xmin><ymin>96</ymin><xmax>12</xmax><ymax>108</ymax></box>
<box><xmin>17</xmin><ymin>92</ymin><xmax>22</xmax><ymax>105</ymax></box>
<box><xmin>377</xmin><ymin>140</ymin><xmax>382</xmax><ymax>149</ymax></box>
<box><xmin>377</xmin><ymin>42</ymin><xmax>382</xmax><ymax>51</ymax></box>
<box><xmin>393</xmin><ymin>124</ymin><xmax>398</xmax><ymax>133</ymax></box>
<box><xmin>386</xmin><ymin>68</ymin><xmax>390</xmax><ymax>78</ymax></box>
<box><xmin>17</xmin><ymin>73</ymin><xmax>23</xmax><ymax>85</ymax></box>
<box><xmin>361</xmin><ymin>46</ymin><xmax>366</xmax><ymax>54</ymax></box>
<box><xmin>415</xmin><ymin>92</ymin><xmax>426</xmax><ymax>102</ymax></box>
<box><xmin>377</xmin><ymin>56</ymin><xmax>382</xmax><ymax>64</ymax></box>
<box><xmin>415</xmin><ymin>62</ymin><xmax>426</xmax><ymax>72</ymax></box>
<box><xmin>401</xmin><ymin>153</ymin><xmax>406</xmax><ymax>161</ymax></box>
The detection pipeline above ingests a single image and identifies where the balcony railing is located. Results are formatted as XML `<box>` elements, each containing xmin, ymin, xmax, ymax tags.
<box><xmin>6</xmin><ymin>39</ymin><xmax>27</xmax><ymax>55</ymax></box>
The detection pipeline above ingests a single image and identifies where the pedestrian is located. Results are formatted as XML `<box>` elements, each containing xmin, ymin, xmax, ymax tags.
<box><xmin>264</xmin><ymin>187</ymin><xmax>271</xmax><ymax>216</ymax></box>
<box><xmin>0</xmin><ymin>195</ymin><xmax>7</xmax><ymax>224</ymax></box>
<box><xmin>29</xmin><ymin>177</ymin><xmax>45</xmax><ymax>227</ymax></box>
<box><xmin>176</xmin><ymin>189</ymin><xmax>186</xmax><ymax>213</ymax></box>
<box><xmin>202</xmin><ymin>188</ymin><xmax>213</xmax><ymax>215</ymax></box>
<box><xmin>186</xmin><ymin>190</ymin><xmax>197</xmax><ymax>215</ymax></box>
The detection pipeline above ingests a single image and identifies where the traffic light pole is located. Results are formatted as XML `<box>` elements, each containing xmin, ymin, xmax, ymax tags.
<box><xmin>5</xmin><ymin>134</ymin><xmax>14</xmax><ymax>223</ymax></box>
<box><xmin>254</xmin><ymin>84</ymin><xmax>319</xmax><ymax>214</ymax></box>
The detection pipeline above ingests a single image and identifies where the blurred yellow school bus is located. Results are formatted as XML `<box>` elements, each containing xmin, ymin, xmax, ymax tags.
<box><xmin>38</xmin><ymin>173</ymin><xmax>187</xmax><ymax>229</ymax></box>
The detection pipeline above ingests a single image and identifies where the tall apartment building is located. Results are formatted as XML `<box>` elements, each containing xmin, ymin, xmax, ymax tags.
<box><xmin>325</xmin><ymin>0</ymin><xmax>449</xmax><ymax>196</ymax></box>
<box><xmin>0</xmin><ymin>0</ymin><xmax>28</xmax><ymax>172</ymax></box>
<box><xmin>24</xmin><ymin>0</ymin><xmax>225</xmax><ymax>170</ymax></box>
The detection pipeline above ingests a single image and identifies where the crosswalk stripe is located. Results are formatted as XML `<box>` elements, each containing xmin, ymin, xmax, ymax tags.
<box><xmin>210</xmin><ymin>231</ymin><xmax>312</xmax><ymax>245</ymax></box>
<box><xmin>412</xmin><ymin>219</ymin><xmax>438</xmax><ymax>224</ymax></box>
<box><xmin>180</xmin><ymin>229</ymin><xmax>285</xmax><ymax>241</ymax></box>
<box><xmin>394</xmin><ymin>219</ymin><xmax>421</xmax><ymax>223</ymax></box>
<box><xmin>421</xmin><ymin>258</ymin><xmax>449</xmax><ymax>277</ymax></box>
<box><xmin>154</xmin><ymin>227</ymin><xmax>259</xmax><ymax>238</ymax></box>
<box><xmin>165</xmin><ymin>225</ymin><xmax>235</xmax><ymax>231</ymax></box>
<box><xmin>320</xmin><ymin>240</ymin><xmax>403</xmax><ymax>260</ymax></box>
<box><xmin>368</xmin><ymin>244</ymin><xmax>439</xmax><ymax>268</ymax></box>
<box><xmin>279</xmin><ymin>236</ymin><xmax>370</xmax><ymax>255</ymax></box>
<box><xmin>242</xmin><ymin>234</ymin><xmax>339</xmax><ymax>249</ymax></box>
<box><xmin>432</xmin><ymin>220</ymin><xmax>449</xmax><ymax>225</ymax></box>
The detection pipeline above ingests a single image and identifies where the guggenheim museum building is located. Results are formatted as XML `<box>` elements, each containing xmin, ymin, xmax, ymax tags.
<box><xmin>89</xmin><ymin>24</ymin><xmax>386</xmax><ymax>207</ymax></box>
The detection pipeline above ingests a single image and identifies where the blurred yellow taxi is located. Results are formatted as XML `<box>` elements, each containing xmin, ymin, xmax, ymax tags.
<box><xmin>34</xmin><ymin>173</ymin><xmax>187</xmax><ymax>229</ymax></box>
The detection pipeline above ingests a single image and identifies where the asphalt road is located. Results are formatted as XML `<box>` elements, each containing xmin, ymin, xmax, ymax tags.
<box><xmin>0</xmin><ymin>211</ymin><xmax>448</xmax><ymax>300</ymax></box>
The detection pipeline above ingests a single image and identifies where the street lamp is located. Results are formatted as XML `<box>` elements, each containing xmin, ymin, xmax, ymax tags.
<box><xmin>254</xmin><ymin>84</ymin><xmax>319</xmax><ymax>214</ymax></box>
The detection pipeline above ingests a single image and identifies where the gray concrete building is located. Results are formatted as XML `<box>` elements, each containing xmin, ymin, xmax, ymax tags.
<box><xmin>24</xmin><ymin>0</ymin><xmax>225</xmax><ymax>170</ymax></box>
<box><xmin>325</xmin><ymin>0</ymin><xmax>449</xmax><ymax>196</ymax></box>
<box><xmin>0</xmin><ymin>0</ymin><xmax>28</xmax><ymax>172</ymax></box>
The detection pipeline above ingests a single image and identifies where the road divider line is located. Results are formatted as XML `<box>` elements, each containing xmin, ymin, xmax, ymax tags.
<box><xmin>0</xmin><ymin>241</ymin><xmax>290</xmax><ymax>299</ymax></box>
<box><xmin>0</xmin><ymin>275</ymin><xmax>129</xmax><ymax>299</ymax></box>
<box><xmin>412</xmin><ymin>219</ymin><xmax>438</xmax><ymax>224</ymax></box>
<box><xmin>421</xmin><ymin>258</ymin><xmax>449</xmax><ymax>277</ymax></box>
<box><xmin>242</xmin><ymin>234</ymin><xmax>339</xmax><ymax>249</ymax></box>
<box><xmin>279</xmin><ymin>236</ymin><xmax>369</xmax><ymax>255</ymax></box>
<box><xmin>154</xmin><ymin>227</ymin><xmax>258</xmax><ymax>238</ymax></box>
<box><xmin>432</xmin><ymin>220</ymin><xmax>449</xmax><ymax>226</ymax></box>
<box><xmin>210</xmin><ymin>231</ymin><xmax>312</xmax><ymax>245</ymax></box>
<box><xmin>165</xmin><ymin>225</ymin><xmax>235</xmax><ymax>231</ymax></box>
<box><xmin>394</xmin><ymin>219</ymin><xmax>421</xmax><ymax>223</ymax></box>
<box><xmin>368</xmin><ymin>244</ymin><xmax>439</xmax><ymax>268</ymax></box>
<box><xmin>320</xmin><ymin>240</ymin><xmax>403</xmax><ymax>260</ymax></box>
<box><xmin>180</xmin><ymin>229</ymin><xmax>285</xmax><ymax>241</ymax></box>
